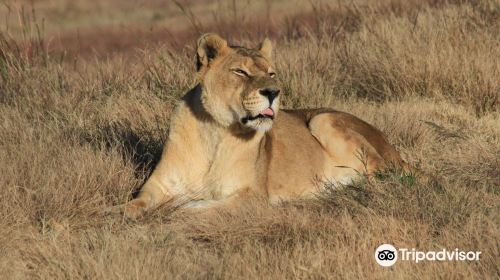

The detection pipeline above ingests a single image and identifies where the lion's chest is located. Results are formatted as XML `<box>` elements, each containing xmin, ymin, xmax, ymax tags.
<box><xmin>202</xmin><ymin>137</ymin><xmax>261</xmax><ymax>200</ymax></box>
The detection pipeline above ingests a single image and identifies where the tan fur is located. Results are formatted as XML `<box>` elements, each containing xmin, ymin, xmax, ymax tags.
<box><xmin>120</xmin><ymin>34</ymin><xmax>408</xmax><ymax>218</ymax></box>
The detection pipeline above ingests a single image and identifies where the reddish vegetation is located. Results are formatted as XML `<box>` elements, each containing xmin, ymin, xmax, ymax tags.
<box><xmin>48</xmin><ymin>27</ymin><xmax>186</xmax><ymax>57</ymax></box>
<box><xmin>36</xmin><ymin>0</ymin><xmax>468</xmax><ymax>58</ymax></box>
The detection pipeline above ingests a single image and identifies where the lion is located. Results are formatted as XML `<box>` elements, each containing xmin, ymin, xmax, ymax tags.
<box><xmin>119</xmin><ymin>33</ymin><xmax>408</xmax><ymax>218</ymax></box>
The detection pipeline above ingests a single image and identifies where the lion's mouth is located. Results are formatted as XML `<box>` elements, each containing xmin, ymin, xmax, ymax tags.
<box><xmin>251</xmin><ymin>108</ymin><xmax>275</xmax><ymax>120</ymax></box>
<box><xmin>260</xmin><ymin>108</ymin><xmax>274</xmax><ymax>118</ymax></box>
<box><xmin>242</xmin><ymin>108</ymin><xmax>275</xmax><ymax>123</ymax></box>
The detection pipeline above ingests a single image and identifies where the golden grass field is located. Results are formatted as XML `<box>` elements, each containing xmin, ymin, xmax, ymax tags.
<box><xmin>0</xmin><ymin>0</ymin><xmax>499</xmax><ymax>279</ymax></box>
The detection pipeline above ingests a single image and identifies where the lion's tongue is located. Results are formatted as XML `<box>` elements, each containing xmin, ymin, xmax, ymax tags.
<box><xmin>261</xmin><ymin>108</ymin><xmax>274</xmax><ymax>117</ymax></box>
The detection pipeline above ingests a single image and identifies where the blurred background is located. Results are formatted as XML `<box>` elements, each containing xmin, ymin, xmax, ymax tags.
<box><xmin>1</xmin><ymin>0</ymin><xmax>326</xmax><ymax>57</ymax></box>
<box><xmin>0</xmin><ymin>0</ymin><xmax>497</xmax><ymax>111</ymax></box>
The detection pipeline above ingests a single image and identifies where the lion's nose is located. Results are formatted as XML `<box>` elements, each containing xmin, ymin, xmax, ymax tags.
<box><xmin>259</xmin><ymin>88</ymin><xmax>280</xmax><ymax>104</ymax></box>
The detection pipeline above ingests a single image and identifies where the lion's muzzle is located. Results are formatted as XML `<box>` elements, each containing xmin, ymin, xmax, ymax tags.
<box><xmin>259</xmin><ymin>87</ymin><xmax>280</xmax><ymax>104</ymax></box>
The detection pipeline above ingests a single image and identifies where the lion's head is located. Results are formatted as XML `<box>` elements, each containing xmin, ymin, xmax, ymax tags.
<box><xmin>196</xmin><ymin>33</ymin><xmax>280</xmax><ymax>132</ymax></box>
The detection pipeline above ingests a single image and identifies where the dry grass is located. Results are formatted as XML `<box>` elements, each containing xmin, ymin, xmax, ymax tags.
<box><xmin>0</xmin><ymin>0</ymin><xmax>499</xmax><ymax>279</ymax></box>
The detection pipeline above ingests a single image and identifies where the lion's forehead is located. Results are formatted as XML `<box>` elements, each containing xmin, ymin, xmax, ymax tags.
<box><xmin>232</xmin><ymin>46</ymin><xmax>261</xmax><ymax>57</ymax></box>
<box><xmin>252</xmin><ymin>57</ymin><xmax>273</xmax><ymax>72</ymax></box>
<box><xmin>228</xmin><ymin>47</ymin><xmax>272</xmax><ymax>73</ymax></box>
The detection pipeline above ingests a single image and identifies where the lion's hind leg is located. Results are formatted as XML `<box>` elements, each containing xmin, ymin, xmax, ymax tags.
<box><xmin>308</xmin><ymin>112</ymin><xmax>386</xmax><ymax>178</ymax></box>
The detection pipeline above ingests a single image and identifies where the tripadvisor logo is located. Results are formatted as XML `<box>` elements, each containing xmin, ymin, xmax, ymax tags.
<box><xmin>375</xmin><ymin>244</ymin><xmax>397</xmax><ymax>267</ymax></box>
<box><xmin>375</xmin><ymin>244</ymin><xmax>481</xmax><ymax>267</ymax></box>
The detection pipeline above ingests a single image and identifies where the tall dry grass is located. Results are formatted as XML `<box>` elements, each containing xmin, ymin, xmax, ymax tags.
<box><xmin>0</xmin><ymin>0</ymin><xmax>499</xmax><ymax>279</ymax></box>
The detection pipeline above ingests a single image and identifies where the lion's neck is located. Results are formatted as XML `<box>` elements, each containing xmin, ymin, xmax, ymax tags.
<box><xmin>177</xmin><ymin>84</ymin><xmax>266</xmax><ymax>162</ymax></box>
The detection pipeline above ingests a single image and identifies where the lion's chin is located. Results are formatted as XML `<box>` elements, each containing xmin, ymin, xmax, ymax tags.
<box><xmin>242</xmin><ymin>118</ymin><xmax>274</xmax><ymax>132</ymax></box>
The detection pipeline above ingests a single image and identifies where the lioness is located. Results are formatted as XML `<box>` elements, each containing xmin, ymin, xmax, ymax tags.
<box><xmin>121</xmin><ymin>33</ymin><xmax>407</xmax><ymax>218</ymax></box>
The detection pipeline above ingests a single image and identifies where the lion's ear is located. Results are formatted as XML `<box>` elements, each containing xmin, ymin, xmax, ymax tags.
<box><xmin>196</xmin><ymin>33</ymin><xmax>229</xmax><ymax>71</ymax></box>
<box><xmin>258</xmin><ymin>38</ymin><xmax>273</xmax><ymax>60</ymax></box>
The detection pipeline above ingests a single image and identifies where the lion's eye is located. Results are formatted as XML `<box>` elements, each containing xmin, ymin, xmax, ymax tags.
<box><xmin>269</xmin><ymin>72</ymin><xmax>276</xmax><ymax>78</ymax></box>
<box><xmin>233</xmin><ymin>69</ymin><xmax>249</xmax><ymax>77</ymax></box>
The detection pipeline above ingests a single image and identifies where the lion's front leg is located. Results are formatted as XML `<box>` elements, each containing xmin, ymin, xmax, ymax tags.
<box><xmin>122</xmin><ymin>175</ymin><xmax>175</xmax><ymax>219</ymax></box>
<box><xmin>121</xmin><ymin>140</ymin><xmax>208</xmax><ymax>218</ymax></box>
<box><xmin>115</xmin><ymin>101</ymin><xmax>213</xmax><ymax>219</ymax></box>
